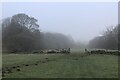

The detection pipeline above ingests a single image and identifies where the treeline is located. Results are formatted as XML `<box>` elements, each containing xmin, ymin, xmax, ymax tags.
<box><xmin>88</xmin><ymin>25</ymin><xmax>118</xmax><ymax>50</ymax></box>
<box><xmin>43</xmin><ymin>32</ymin><xmax>75</xmax><ymax>49</ymax></box>
<box><xmin>3</xmin><ymin>13</ymin><xmax>118</xmax><ymax>52</ymax></box>
<box><xmin>2</xmin><ymin>13</ymin><xmax>75</xmax><ymax>52</ymax></box>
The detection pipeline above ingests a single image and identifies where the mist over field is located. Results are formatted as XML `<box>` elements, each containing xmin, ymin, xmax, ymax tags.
<box><xmin>2</xmin><ymin>2</ymin><xmax>118</xmax><ymax>51</ymax></box>
<box><xmin>2</xmin><ymin>2</ymin><xmax>117</xmax><ymax>40</ymax></box>
<box><xmin>1</xmin><ymin>2</ymin><xmax>119</xmax><ymax>78</ymax></box>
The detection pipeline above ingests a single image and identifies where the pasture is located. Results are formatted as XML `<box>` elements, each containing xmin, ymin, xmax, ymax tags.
<box><xmin>2</xmin><ymin>50</ymin><xmax>118</xmax><ymax>78</ymax></box>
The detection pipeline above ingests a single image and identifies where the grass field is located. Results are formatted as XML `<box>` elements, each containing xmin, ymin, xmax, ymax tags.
<box><xmin>2</xmin><ymin>51</ymin><xmax>118</xmax><ymax>78</ymax></box>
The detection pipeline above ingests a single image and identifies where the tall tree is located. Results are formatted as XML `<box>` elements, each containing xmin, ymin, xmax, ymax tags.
<box><xmin>11</xmin><ymin>13</ymin><xmax>39</xmax><ymax>32</ymax></box>
<box><xmin>2</xmin><ymin>13</ymin><xmax>41</xmax><ymax>52</ymax></box>
<box><xmin>89</xmin><ymin>25</ymin><xmax>118</xmax><ymax>50</ymax></box>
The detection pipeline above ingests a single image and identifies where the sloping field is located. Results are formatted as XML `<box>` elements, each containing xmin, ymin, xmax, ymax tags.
<box><xmin>2</xmin><ymin>53</ymin><xmax>118</xmax><ymax>78</ymax></box>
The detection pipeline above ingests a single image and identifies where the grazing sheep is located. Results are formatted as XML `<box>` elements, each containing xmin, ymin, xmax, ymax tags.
<box><xmin>40</xmin><ymin>50</ymin><xmax>44</xmax><ymax>53</ymax></box>
<box><xmin>67</xmin><ymin>48</ymin><xmax>70</xmax><ymax>54</ymax></box>
<box><xmin>36</xmin><ymin>48</ymin><xmax>71</xmax><ymax>54</ymax></box>
<box><xmin>90</xmin><ymin>49</ymin><xmax>119</xmax><ymax>56</ymax></box>
<box><xmin>56</xmin><ymin>49</ymin><xmax>61</xmax><ymax>53</ymax></box>
<box><xmin>60</xmin><ymin>48</ymin><xmax>70</xmax><ymax>54</ymax></box>
<box><xmin>47</xmin><ymin>49</ymin><xmax>56</xmax><ymax>53</ymax></box>
<box><xmin>85</xmin><ymin>48</ymin><xmax>88</xmax><ymax>53</ymax></box>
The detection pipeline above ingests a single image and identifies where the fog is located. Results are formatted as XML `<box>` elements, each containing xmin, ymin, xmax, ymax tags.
<box><xmin>2</xmin><ymin>2</ymin><xmax>117</xmax><ymax>43</ymax></box>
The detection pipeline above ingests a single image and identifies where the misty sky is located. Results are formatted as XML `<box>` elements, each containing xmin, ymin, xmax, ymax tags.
<box><xmin>2</xmin><ymin>2</ymin><xmax>118</xmax><ymax>42</ymax></box>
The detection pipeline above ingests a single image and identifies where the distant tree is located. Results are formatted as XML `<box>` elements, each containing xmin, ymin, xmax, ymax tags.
<box><xmin>88</xmin><ymin>25</ymin><xmax>118</xmax><ymax>50</ymax></box>
<box><xmin>43</xmin><ymin>32</ymin><xmax>75</xmax><ymax>49</ymax></box>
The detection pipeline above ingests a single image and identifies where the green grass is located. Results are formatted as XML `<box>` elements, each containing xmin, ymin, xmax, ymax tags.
<box><xmin>0</xmin><ymin>53</ymin><xmax>2</xmax><ymax>68</ymax></box>
<box><xmin>2</xmin><ymin>53</ymin><xmax>118</xmax><ymax>78</ymax></box>
<box><xmin>2</xmin><ymin>54</ymin><xmax>62</xmax><ymax>68</ymax></box>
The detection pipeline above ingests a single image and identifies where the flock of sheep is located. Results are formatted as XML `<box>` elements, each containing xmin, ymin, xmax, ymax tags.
<box><xmin>33</xmin><ymin>48</ymin><xmax>71</xmax><ymax>54</ymax></box>
<box><xmin>85</xmin><ymin>49</ymin><xmax>120</xmax><ymax>56</ymax></box>
<box><xmin>10</xmin><ymin>48</ymin><xmax>120</xmax><ymax>56</ymax></box>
